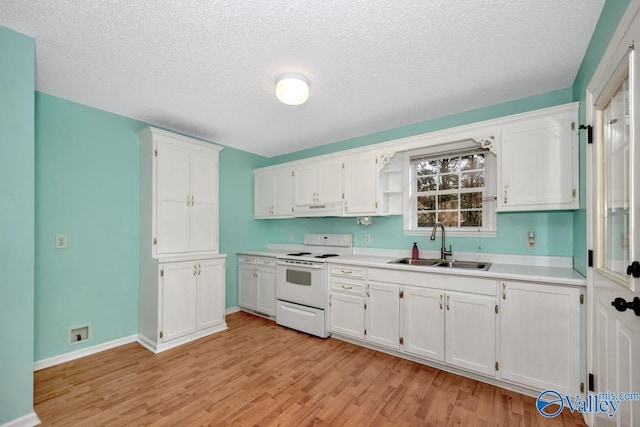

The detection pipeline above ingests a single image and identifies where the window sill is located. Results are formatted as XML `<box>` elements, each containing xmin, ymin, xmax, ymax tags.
<box><xmin>403</xmin><ymin>229</ymin><xmax>497</xmax><ymax>238</ymax></box>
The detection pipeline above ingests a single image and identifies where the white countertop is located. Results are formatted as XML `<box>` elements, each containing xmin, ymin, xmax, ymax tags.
<box><xmin>236</xmin><ymin>248</ymin><xmax>586</xmax><ymax>287</ymax></box>
<box><xmin>326</xmin><ymin>254</ymin><xmax>586</xmax><ymax>287</ymax></box>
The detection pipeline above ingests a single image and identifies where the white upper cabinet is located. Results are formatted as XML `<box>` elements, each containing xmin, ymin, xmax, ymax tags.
<box><xmin>139</xmin><ymin>127</ymin><xmax>223</xmax><ymax>257</ymax></box>
<box><xmin>254</xmin><ymin>168</ymin><xmax>293</xmax><ymax>218</ymax></box>
<box><xmin>293</xmin><ymin>160</ymin><xmax>343</xmax><ymax>208</ymax></box>
<box><xmin>497</xmin><ymin>102</ymin><xmax>579</xmax><ymax>211</ymax></box>
<box><xmin>343</xmin><ymin>152</ymin><xmax>378</xmax><ymax>216</ymax></box>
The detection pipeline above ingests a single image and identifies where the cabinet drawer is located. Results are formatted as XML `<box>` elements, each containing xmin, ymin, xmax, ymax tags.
<box><xmin>330</xmin><ymin>265</ymin><xmax>365</xmax><ymax>279</ymax></box>
<box><xmin>256</xmin><ymin>257</ymin><xmax>276</xmax><ymax>267</ymax></box>
<box><xmin>331</xmin><ymin>277</ymin><xmax>365</xmax><ymax>296</ymax></box>
<box><xmin>238</xmin><ymin>256</ymin><xmax>256</xmax><ymax>265</ymax></box>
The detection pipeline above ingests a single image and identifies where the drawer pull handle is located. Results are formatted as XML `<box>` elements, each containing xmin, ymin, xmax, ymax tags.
<box><xmin>341</xmin><ymin>285</ymin><xmax>353</xmax><ymax>290</ymax></box>
<box><xmin>341</xmin><ymin>270</ymin><xmax>352</xmax><ymax>274</ymax></box>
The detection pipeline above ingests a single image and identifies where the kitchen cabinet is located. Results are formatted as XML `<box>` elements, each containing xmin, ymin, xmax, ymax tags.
<box><xmin>138</xmin><ymin>256</ymin><xmax>227</xmax><ymax>353</ymax></box>
<box><xmin>445</xmin><ymin>291</ymin><xmax>496</xmax><ymax>377</ymax></box>
<box><xmin>402</xmin><ymin>286</ymin><xmax>444</xmax><ymax>362</ymax></box>
<box><xmin>343</xmin><ymin>153</ymin><xmax>378</xmax><ymax>215</ymax></box>
<box><xmin>328</xmin><ymin>264</ymin><xmax>366</xmax><ymax>340</ymax></box>
<box><xmin>366</xmin><ymin>281</ymin><xmax>400</xmax><ymax>349</ymax></box>
<box><xmin>499</xmin><ymin>281</ymin><xmax>582</xmax><ymax>395</ymax></box>
<box><xmin>237</xmin><ymin>255</ymin><xmax>276</xmax><ymax>316</ymax></box>
<box><xmin>497</xmin><ymin>102</ymin><xmax>579</xmax><ymax>211</ymax></box>
<box><xmin>293</xmin><ymin>160</ymin><xmax>343</xmax><ymax>206</ymax></box>
<box><xmin>253</xmin><ymin>168</ymin><xmax>293</xmax><ymax>218</ymax></box>
<box><xmin>139</xmin><ymin>127</ymin><xmax>223</xmax><ymax>256</ymax></box>
<box><xmin>138</xmin><ymin>127</ymin><xmax>227</xmax><ymax>353</ymax></box>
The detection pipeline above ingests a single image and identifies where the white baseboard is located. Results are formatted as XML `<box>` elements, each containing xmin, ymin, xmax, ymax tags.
<box><xmin>226</xmin><ymin>306</ymin><xmax>241</xmax><ymax>314</ymax></box>
<box><xmin>33</xmin><ymin>335</ymin><xmax>138</xmax><ymax>371</ymax></box>
<box><xmin>0</xmin><ymin>412</ymin><xmax>40</xmax><ymax>427</ymax></box>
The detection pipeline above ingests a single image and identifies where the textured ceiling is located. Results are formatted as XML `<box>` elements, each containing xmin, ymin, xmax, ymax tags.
<box><xmin>1</xmin><ymin>0</ymin><xmax>605</xmax><ymax>157</ymax></box>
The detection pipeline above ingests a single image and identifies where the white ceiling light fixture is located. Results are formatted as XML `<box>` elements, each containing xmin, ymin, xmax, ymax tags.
<box><xmin>276</xmin><ymin>73</ymin><xmax>309</xmax><ymax>105</ymax></box>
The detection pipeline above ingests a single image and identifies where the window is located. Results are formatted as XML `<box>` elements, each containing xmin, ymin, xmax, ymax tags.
<box><xmin>404</xmin><ymin>144</ymin><xmax>496</xmax><ymax>236</ymax></box>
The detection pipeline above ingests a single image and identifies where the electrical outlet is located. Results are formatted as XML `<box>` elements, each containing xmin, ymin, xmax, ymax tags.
<box><xmin>527</xmin><ymin>231</ymin><xmax>536</xmax><ymax>249</ymax></box>
<box><xmin>55</xmin><ymin>234</ymin><xmax>68</xmax><ymax>249</ymax></box>
<box><xmin>364</xmin><ymin>234</ymin><xmax>371</xmax><ymax>244</ymax></box>
<box><xmin>68</xmin><ymin>324</ymin><xmax>91</xmax><ymax>345</ymax></box>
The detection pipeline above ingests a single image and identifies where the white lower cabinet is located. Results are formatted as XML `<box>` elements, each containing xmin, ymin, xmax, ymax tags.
<box><xmin>138</xmin><ymin>256</ymin><xmax>227</xmax><ymax>353</ymax></box>
<box><xmin>237</xmin><ymin>255</ymin><xmax>276</xmax><ymax>316</ymax></box>
<box><xmin>366</xmin><ymin>282</ymin><xmax>400</xmax><ymax>349</ymax></box>
<box><xmin>444</xmin><ymin>292</ymin><xmax>496</xmax><ymax>376</ymax></box>
<box><xmin>329</xmin><ymin>293</ymin><xmax>365</xmax><ymax>340</ymax></box>
<box><xmin>402</xmin><ymin>286</ymin><xmax>445</xmax><ymax>362</ymax></box>
<box><xmin>499</xmin><ymin>281</ymin><xmax>582</xmax><ymax>395</ymax></box>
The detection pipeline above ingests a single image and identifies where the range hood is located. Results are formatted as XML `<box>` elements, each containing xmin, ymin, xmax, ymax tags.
<box><xmin>293</xmin><ymin>202</ymin><xmax>343</xmax><ymax>217</ymax></box>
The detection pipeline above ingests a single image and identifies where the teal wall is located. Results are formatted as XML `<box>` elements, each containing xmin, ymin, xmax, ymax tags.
<box><xmin>34</xmin><ymin>92</ymin><xmax>267</xmax><ymax>360</ymax></box>
<box><xmin>261</xmin><ymin>89</ymin><xmax>577</xmax><ymax>257</ymax></box>
<box><xmin>35</xmin><ymin>93</ymin><xmax>144</xmax><ymax>360</ymax></box>
<box><xmin>571</xmin><ymin>0</ymin><xmax>631</xmax><ymax>275</ymax></box>
<box><xmin>0</xmin><ymin>27</ymin><xmax>35</xmax><ymax>424</ymax></box>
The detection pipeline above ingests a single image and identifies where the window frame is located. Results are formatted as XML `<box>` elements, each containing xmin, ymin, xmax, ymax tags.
<box><xmin>403</xmin><ymin>140</ymin><xmax>497</xmax><ymax>238</ymax></box>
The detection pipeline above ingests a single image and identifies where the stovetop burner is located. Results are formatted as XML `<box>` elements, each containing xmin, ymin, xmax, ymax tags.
<box><xmin>315</xmin><ymin>254</ymin><xmax>339</xmax><ymax>258</ymax></box>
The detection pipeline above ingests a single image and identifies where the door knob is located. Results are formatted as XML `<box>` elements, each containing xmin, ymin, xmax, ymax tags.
<box><xmin>611</xmin><ymin>297</ymin><xmax>640</xmax><ymax>316</ymax></box>
<box><xmin>626</xmin><ymin>261</ymin><xmax>640</xmax><ymax>278</ymax></box>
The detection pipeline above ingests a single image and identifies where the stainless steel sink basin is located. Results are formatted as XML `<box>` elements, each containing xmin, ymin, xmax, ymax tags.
<box><xmin>434</xmin><ymin>260</ymin><xmax>491</xmax><ymax>271</ymax></box>
<box><xmin>388</xmin><ymin>258</ymin><xmax>491</xmax><ymax>271</ymax></box>
<box><xmin>388</xmin><ymin>258</ymin><xmax>442</xmax><ymax>266</ymax></box>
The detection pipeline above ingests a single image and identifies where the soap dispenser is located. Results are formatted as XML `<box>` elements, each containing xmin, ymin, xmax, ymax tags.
<box><xmin>412</xmin><ymin>242</ymin><xmax>419</xmax><ymax>259</ymax></box>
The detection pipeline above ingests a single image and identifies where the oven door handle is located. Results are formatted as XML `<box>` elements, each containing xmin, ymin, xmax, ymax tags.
<box><xmin>276</xmin><ymin>260</ymin><xmax>325</xmax><ymax>269</ymax></box>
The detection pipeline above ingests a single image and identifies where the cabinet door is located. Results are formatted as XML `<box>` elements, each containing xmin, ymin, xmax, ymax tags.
<box><xmin>329</xmin><ymin>293</ymin><xmax>365</xmax><ymax>340</ymax></box>
<box><xmin>190</xmin><ymin>149</ymin><xmax>219</xmax><ymax>252</ymax></box>
<box><xmin>499</xmin><ymin>106</ymin><xmax>578</xmax><ymax>211</ymax></box>
<box><xmin>343</xmin><ymin>154</ymin><xmax>378</xmax><ymax>215</ymax></box>
<box><xmin>293</xmin><ymin>165</ymin><xmax>317</xmax><ymax>205</ymax></box>
<box><xmin>273</xmin><ymin>169</ymin><xmax>293</xmax><ymax>216</ymax></box>
<box><xmin>254</xmin><ymin>170</ymin><xmax>274</xmax><ymax>217</ymax></box>
<box><xmin>366</xmin><ymin>282</ymin><xmax>400</xmax><ymax>350</ymax></box>
<box><xmin>445</xmin><ymin>292</ymin><xmax>496</xmax><ymax>376</ymax></box>
<box><xmin>257</xmin><ymin>265</ymin><xmax>276</xmax><ymax>315</ymax></box>
<box><xmin>238</xmin><ymin>263</ymin><xmax>257</xmax><ymax>310</ymax></box>
<box><xmin>161</xmin><ymin>261</ymin><xmax>197</xmax><ymax>342</ymax></box>
<box><xmin>317</xmin><ymin>162</ymin><xmax>343</xmax><ymax>203</ymax></box>
<box><xmin>196</xmin><ymin>259</ymin><xmax>225</xmax><ymax>331</ymax></box>
<box><xmin>156</xmin><ymin>142</ymin><xmax>191</xmax><ymax>254</ymax></box>
<box><xmin>402</xmin><ymin>286</ymin><xmax>445</xmax><ymax>362</ymax></box>
<box><xmin>500</xmin><ymin>281</ymin><xmax>581</xmax><ymax>395</ymax></box>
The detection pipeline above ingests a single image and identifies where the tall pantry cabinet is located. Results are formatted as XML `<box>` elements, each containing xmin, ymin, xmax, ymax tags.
<box><xmin>137</xmin><ymin>127</ymin><xmax>227</xmax><ymax>353</ymax></box>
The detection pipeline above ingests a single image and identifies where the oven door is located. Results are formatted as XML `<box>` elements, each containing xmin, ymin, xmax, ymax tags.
<box><xmin>276</xmin><ymin>260</ymin><xmax>326</xmax><ymax>309</ymax></box>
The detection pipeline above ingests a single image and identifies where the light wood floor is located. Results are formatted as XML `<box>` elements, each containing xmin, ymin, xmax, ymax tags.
<box><xmin>35</xmin><ymin>311</ymin><xmax>586</xmax><ymax>426</ymax></box>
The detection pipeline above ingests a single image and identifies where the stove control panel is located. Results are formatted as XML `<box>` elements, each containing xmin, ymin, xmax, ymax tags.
<box><xmin>303</xmin><ymin>233</ymin><xmax>353</xmax><ymax>247</ymax></box>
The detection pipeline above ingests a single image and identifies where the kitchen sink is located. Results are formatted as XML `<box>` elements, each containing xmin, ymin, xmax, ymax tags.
<box><xmin>434</xmin><ymin>260</ymin><xmax>491</xmax><ymax>271</ymax></box>
<box><xmin>388</xmin><ymin>258</ymin><xmax>491</xmax><ymax>271</ymax></box>
<box><xmin>388</xmin><ymin>258</ymin><xmax>442</xmax><ymax>266</ymax></box>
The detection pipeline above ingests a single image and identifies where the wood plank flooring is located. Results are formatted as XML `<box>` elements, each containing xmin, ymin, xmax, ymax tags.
<box><xmin>34</xmin><ymin>312</ymin><xmax>586</xmax><ymax>426</ymax></box>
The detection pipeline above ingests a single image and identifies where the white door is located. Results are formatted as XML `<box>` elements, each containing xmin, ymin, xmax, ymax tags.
<box><xmin>156</xmin><ymin>141</ymin><xmax>190</xmax><ymax>254</ymax></box>
<box><xmin>257</xmin><ymin>265</ymin><xmax>276</xmax><ymax>315</ymax></box>
<box><xmin>588</xmin><ymin>30</ymin><xmax>640</xmax><ymax>426</ymax></box>
<box><xmin>445</xmin><ymin>292</ymin><xmax>496</xmax><ymax>376</ymax></box>
<box><xmin>190</xmin><ymin>149</ymin><xmax>218</xmax><ymax>252</ymax></box>
<box><xmin>317</xmin><ymin>162</ymin><xmax>343</xmax><ymax>203</ymax></box>
<box><xmin>196</xmin><ymin>259</ymin><xmax>225</xmax><ymax>330</ymax></box>
<box><xmin>254</xmin><ymin>170</ymin><xmax>274</xmax><ymax>217</ymax></box>
<box><xmin>328</xmin><ymin>293</ymin><xmax>365</xmax><ymax>340</ymax></box>
<box><xmin>293</xmin><ymin>165</ymin><xmax>317</xmax><ymax>205</ymax></box>
<box><xmin>161</xmin><ymin>261</ymin><xmax>197</xmax><ymax>341</ymax></box>
<box><xmin>402</xmin><ymin>286</ymin><xmax>444</xmax><ymax>362</ymax></box>
<box><xmin>499</xmin><ymin>281</ymin><xmax>581</xmax><ymax>395</ymax></box>
<box><xmin>343</xmin><ymin>154</ymin><xmax>378</xmax><ymax>215</ymax></box>
<box><xmin>273</xmin><ymin>168</ymin><xmax>293</xmax><ymax>216</ymax></box>
<box><xmin>237</xmin><ymin>262</ymin><xmax>257</xmax><ymax>310</ymax></box>
<box><xmin>366</xmin><ymin>282</ymin><xmax>400</xmax><ymax>350</ymax></box>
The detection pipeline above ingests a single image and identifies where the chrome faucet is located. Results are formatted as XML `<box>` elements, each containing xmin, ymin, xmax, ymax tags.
<box><xmin>430</xmin><ymin>222</ymin><xmax>453</xmax><ymax>260</ymax></box>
